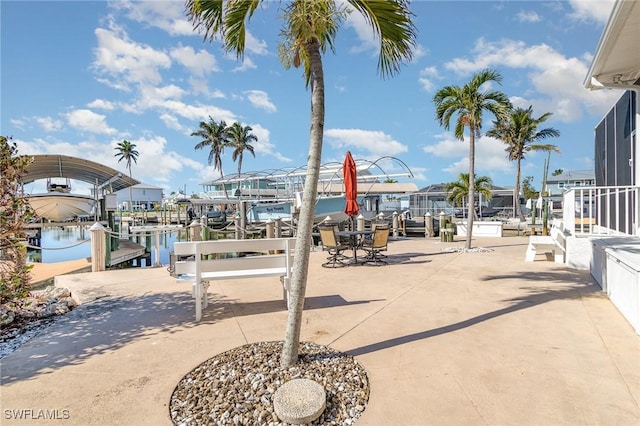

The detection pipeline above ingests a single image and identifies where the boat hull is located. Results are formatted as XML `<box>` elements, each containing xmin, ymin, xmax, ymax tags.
<box><xmin>27</xmin><ymin>193</ymin><xmax>95</xmax><ymax>222</ymax></box>
<box><xmin>249</xmin><ymin>196</ymin><xmax>349</xmax><ymax>223</ymax></box>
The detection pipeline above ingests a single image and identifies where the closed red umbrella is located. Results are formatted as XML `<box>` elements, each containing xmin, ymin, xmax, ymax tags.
<box><xmin>343</xmin><ymin>151</ymin><xmax>359</xmax><ymax>217</ymax></box>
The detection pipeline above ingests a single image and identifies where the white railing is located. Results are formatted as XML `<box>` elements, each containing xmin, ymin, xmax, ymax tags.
<box><xmin>563</xmin><ymin>186</ymin><xmax>639</xmax><ymax>236</ymax></box>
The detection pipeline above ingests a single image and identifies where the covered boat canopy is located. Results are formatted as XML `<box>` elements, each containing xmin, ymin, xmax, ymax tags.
<box><xmin>22</xmin><ymin>155</ymin><xmax>139</xmax><ymax>193</ymax></box>
<box><xmin>200</xmin><ymin>155</ymin><xmax>417</xmax><ymax>198</ymax></box>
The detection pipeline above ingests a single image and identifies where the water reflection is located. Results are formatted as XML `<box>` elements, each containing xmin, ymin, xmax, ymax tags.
<box><xmin>27</xmin><ymin>226</ymin><xmax>183</xmax><ymax>265</ymax></box>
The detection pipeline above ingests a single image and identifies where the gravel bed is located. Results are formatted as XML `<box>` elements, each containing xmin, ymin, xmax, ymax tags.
<box><xmin>170</xmin><ymin>341</ymin><xmax>369</xmax><ymax>425</ymax></box>
<box><xmin>441</xmin><ymin>246</ymin><xmax>495</xmax><ymax>253</ymax></box>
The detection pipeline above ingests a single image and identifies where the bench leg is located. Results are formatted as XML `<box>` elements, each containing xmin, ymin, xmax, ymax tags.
<box><xmin>202</xmin><ymin>282</ymin><xmax>210</xmax><ymax>309</ymax></box>
<box><xmin>195</xmin><ymin>281</ymin><xmax>202</xmax><ymax>322</ymax></box>
<box><xmin>525</xmin><ymin>243</ymin><xmax>536</xmax><ymax>262</ymax></box>
<box><xmin>554</xmin><ymin>251</ymin><xmax>564</xmax><ymax>264</ymax></box>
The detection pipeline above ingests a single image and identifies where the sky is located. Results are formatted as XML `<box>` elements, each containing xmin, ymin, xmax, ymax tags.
<box><xmin>1</xmin><ymin>0</ymin><xmax>623</xmax><ymax>197</ymax></box>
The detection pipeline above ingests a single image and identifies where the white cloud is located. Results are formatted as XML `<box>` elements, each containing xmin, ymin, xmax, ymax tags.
<box><xmin>231</xmin><ymin>56</ymin><xmax>257</xmax><ymax>72</ymax></box>
<box><xmin>568</xmin><ymin>0</ymin><xmax>615</xmax><ymax>23</ymax></box>
<box><xmin>444</xmin><ymin>38</ymin><xmax>621</xmax><ymax>121</ymax></box>
<box><xmin>170</xmin><ymin>45</ymin><xmax>219</xmax><ymax>76</ymax></box>
<box><xmin>108</xmin><ymin>0</ymin><xmax>194</xmax><ymax>36</ymax></box>
<box><xmin>161</xmin><ymin>100</ymin><xmax>237</xmax><ymax>124</ymax></box>
<box><xmin>159</xmin><ymin>113</ymin><xmax>183</xmax><ymax>132</ymax></box>
<box><xmin>10</xmin><ymin>118</ymin><xmax>26</xmax><ymax>130</ymax></box>
<box><xmin>422</xmin><ymin>133</ymin><xmax>512</xmax><ymax>179</ymax></box>
<box><xmin>247</xmin><ymin>123</ymin><xmax>292</xmax><ymax>163</ymax></box>
<box><xmin>66</xmin><ymin>109</ymin><xmax>116</xmax><ymax>134</ymax></box>
<box><xmin>92</xmin><ymin>23</ymin><xmax>171</xmax><ymax>89</ymax></box>
<box><xmin>138</xmin><ymin>84</ymin><xmax>186</xmax><ymax>108</ymax></box>
<box><xmin>244</xmin><ymin>90</ymin><xmax>277</xmax><ymax>113</ymax></box>
<box><xmin>418</xmin><ymin>66</ymin><xmax>440</xmax><ymax>92</ymax></box>
<box><xmin>344</xmin><ymin>5</ymin><xmax>379</xmax><ymax>54</ymax></box>
<box><xmin>35</xmin><ymin>116</ymin><xmax>63</xmax><ymax>132</ymax></box>
<box><xmin>517</xmin><ymin>10</ymin><xmax>541</xmax><ymax>23</ymax></box>
<box><xmin>325</xmin><ymin>129</ymin><xmax>408</xmax><ymax>157</ymax></box>
<box><xmin>245</xmin><ymin>31</ymin><xmax>269</xmax><ymax>55</ymax></box>
<box><xmin>87</xmin><ymin>99</ymin><xmax>116</xmax><ymax>110</ymax></box>
<box><xmin>412</xmin><ymin>44</ymin><xmax>428</xmax><ymax>62</ymax></box>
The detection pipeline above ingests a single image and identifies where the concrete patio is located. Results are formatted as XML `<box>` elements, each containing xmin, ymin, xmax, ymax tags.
<box><xmin>1</xmin><ymin>235</ymin><xmax>639</xmax><ymax>425</ymax></box>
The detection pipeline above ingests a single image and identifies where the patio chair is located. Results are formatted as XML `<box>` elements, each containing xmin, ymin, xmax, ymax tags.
<box><xmin>362</xmin><ymin>224</ymin><xmax>389</xmax><ymax>265</ymax></box>
<box><xmin>318</xmin><ymin>224</ymin><xmax>350</xmax><ymax>268</ymax></box>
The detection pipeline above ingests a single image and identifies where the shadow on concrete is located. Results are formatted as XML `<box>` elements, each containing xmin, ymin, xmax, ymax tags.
<box><xmin>211</xmin><ymin>294</ymin><xmax>382</xmax><ymax>318</ymax></box>
<box><xmin>347</xmin><ymin>270</ymin><xmax>600</xmax><ymax>357</ymax></box>
<box><xmin>1</xmin><ymin>292</ymin><xmax>379</xmax><ymax>384</ymax></box>
<box><xmin>384</xmin><ymin>251</ymin><xmax>447</xmax><ymax>265</ymax></box>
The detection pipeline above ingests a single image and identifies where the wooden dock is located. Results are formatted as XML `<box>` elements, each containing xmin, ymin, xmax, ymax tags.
<box><xmin>109</xmin><ymin>240</ymin><xmax>148</xmax><ymax>267</ymax></box>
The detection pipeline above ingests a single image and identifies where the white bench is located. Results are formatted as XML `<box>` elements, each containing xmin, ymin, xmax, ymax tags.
<box><xmin>173</xmin><ymin>238</ymin><xmax>296</xmax><ymax>321</ymax></box>
<box><xmin>525</xmin><ymin>224</ymin><xmax>566</xmax><ymax>263</ymax></box>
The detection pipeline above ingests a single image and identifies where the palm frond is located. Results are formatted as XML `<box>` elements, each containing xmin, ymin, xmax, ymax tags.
<box><xmin>348</xmin><ymin>0</ymin><xmax>417</xmax><ymax>78</ymax></box>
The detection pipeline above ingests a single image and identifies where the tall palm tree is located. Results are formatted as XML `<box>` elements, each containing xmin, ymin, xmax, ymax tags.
<box><xmin>191</xmin><ymin>117</ymin><xmax>229</xmax><ymax>178</ymax></box>
<box><xmin>433</xmin><ymin>69</ymin><xmax>511</xmax><ymax>249</ymax></box>
<box><xmin>227</xmin><ymin>122</ymin><xmax>257</xmax><ymax>177</ymax></box>
<box><xmin>114</xmin><ymin>140</ymin><xmax>139</xmax><ymax>211</ymax></box>
<box><xmin>486</xmin><ymin>106</ymin><xmax>560</xmax><ymax>220</ymax></box>
<box><xmin>191</xmin><ymin>117</ymin><xmax>229</xmax><ymax>197</ymax></box>
<box><xmin>445</xmin><ymin>173</ymin><xmax>493</xmax><ymax>220</ymax></box>
<box><xmin>187</xmin><ymin>0</ymin><xmax>416</xmax><ymax>367</ymax></box>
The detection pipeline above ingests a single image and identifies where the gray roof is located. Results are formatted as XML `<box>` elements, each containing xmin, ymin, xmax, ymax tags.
<box><xmin>547</xmin><ymin>170</ymin><xmax>594</xmax><ymax>182</ymax></box>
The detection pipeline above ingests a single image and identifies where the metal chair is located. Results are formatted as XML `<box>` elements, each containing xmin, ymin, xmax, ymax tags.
<box><xmin>362</xmin><ymin>224</ymin><xmax>389</xmax><ymax>265</ymax></box>
<box><xmin>318</xmin><ymin>224</ymin><xmax>350</xmax><ymax>268</ymax></box>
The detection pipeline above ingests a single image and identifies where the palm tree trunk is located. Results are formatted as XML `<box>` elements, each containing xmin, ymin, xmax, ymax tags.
<box><xmin>515</xmin><ymin>158</ymin><xmax>523</xmax><ymax>220</ymax></box>
<box><xmin>466</xmin><ymin>130</ymin><xmax>475</xmax><ymax>249</ymax></box>
<box><xmin>128</xmin><ymin>165</ymin><xmax>134</xmax><ymax>212</ymax></box>
<box><xmin>281</xmin><ymin>40</ymin><xmax>324</xmax><ymax>367</ymax></box>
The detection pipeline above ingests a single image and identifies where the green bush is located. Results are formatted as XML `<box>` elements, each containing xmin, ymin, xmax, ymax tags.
<box><xmin>0</xmin><ymin>136</ymin><xmax>34</xmax><ymax>304</ymax></box>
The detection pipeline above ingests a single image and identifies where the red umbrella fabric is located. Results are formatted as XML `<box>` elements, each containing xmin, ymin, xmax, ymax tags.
<box><xmin>343</xmin><ymin>151</ymin><xmax>359</xmax><ymax>217</ymax></box>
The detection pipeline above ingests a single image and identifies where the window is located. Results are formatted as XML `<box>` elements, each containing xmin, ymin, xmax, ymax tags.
<box><xmin>558</xmin><ymin>182</ymin><xmax>565</xmax><ymax>188</ymax></box>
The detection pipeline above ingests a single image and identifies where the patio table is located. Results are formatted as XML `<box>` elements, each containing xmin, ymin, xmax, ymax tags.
<box><xmin>336</xmin><ymin>230</ymin><xmax>374</xmax><ymax>265</ymax></box>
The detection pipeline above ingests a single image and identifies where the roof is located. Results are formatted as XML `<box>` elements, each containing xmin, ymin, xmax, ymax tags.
<box><xmin>22</xmin><ymin>155</ymin><xmax>139</xmax><ymax>193</ymax></box>
<box><xmin>415</xmin><ymin>183</ymin><xmax>513</xmax><ymax>195</ymax></box>
<box><xmin>200</xmin><ymin>156</ymin><xmax>415</xmax><ymax>186</ymax></box>
<box><xmin>546</xmin><ymin>170</ymin><xmax>595</xmax><ymax>182</ymax></box>
<box><xmin>584</xmin><ymin>0</ymin><xmax>640</xmax><ymax>90</ymax></box>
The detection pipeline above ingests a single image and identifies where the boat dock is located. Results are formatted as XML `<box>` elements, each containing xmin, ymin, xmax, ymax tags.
<box><xmin>108</xmin><ymin>240</ymin><xmax>150</xmax><ymax>267</ymax></box>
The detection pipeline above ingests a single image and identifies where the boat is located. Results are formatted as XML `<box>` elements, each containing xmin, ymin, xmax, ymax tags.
<box><xmin>27</xmin><ymin>178</ymin><xmax>95</xmax><ymax>222</ymax></box>
<box><xmin>248</xmin><ymin>194</ymin><xmax>350</xmax><ymax>223</ymax></box>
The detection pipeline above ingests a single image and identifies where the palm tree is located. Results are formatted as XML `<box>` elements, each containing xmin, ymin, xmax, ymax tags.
<box><xmin>191</xmin><ymin>117</ymin><xmax>229</xmax><ymax>178</ymax></box>
<box><xmin>433</xmin><ymin>69</ymin><xmax>511</xmax><ymax>249</ymax></box>
<box><xmin>486</xmin><ymin>106</ymin><xmax>560</xmax><ymax>220</ymax></box>
<box><xmin>191</xmin><ymin>117</ymin><xmax>229</xmax><ymax>197</ymax></box>
<box><xmin>186</xmin><ymin>0</ymin><xmax>416</xmax><ymax>367</ymax></box>
<box><xmin>227</xmin><ymin>122</ymin><xmax>257</xmax><ymax>177</ymax></box>
<box><xmin>114</xmin><ymin>140</ymin><xmax>139</xmax><ymax>211</ymax></box>
<box><xmin>445</xmin><ymin>173</ymin><xmax>493</xmax><ymax>220</ymax></box>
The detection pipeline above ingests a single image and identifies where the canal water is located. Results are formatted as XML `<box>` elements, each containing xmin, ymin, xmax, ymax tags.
<box><xmin>27</xmin><ymin>225</ymin><xmax>185</xmax><ymax>266</ymax></box>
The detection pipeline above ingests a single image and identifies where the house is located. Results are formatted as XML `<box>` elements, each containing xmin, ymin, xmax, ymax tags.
<box><xmin>546</xmin><ymin>170</ymin><xmax>595</xmax><ymax>196</ymax></box>
<box><xmin>572</xmin><ymin>0</ymin><xmax>640</xmax><ymax>334</ymax></box>
<box><xmin>576</xmin><ymin>0</ymin><xmax>639</xmax><ymax>237</ymax></box>
<box><xmin>115</xmin><ymin>183</ymin><xmax>163</xmax><ymax>211</ymax></box>
<box><xmin>408</xmin><ymin>183</ymin><xmax>518</xmax><ymax>218</ymax></box>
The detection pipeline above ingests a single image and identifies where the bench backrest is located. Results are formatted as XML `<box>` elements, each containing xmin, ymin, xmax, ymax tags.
<box><xmin>173</xmin><ymin>238</ymin><xmax>295</xmax><ymax>276</ymax></box>
<box><xmin>550</xmin><ymin>224</ymin><xmax>567</xmax><ymax>247</ymax></box>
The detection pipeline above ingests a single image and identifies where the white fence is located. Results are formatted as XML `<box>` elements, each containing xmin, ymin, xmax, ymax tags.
<box><xmin>563</xmin><ymin>186</ymin><xmax>639</xmax><ymax>236</ymax></box>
